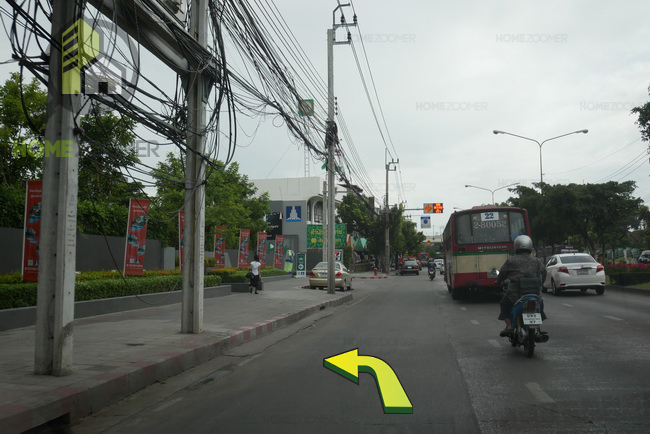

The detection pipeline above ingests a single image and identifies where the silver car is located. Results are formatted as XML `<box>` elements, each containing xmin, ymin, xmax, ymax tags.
<box><xmin>543</xmin><ymin>253</ymin><xmax>606</xmax><ymax>295</ymax></box>
<box><xmin>309</xmin><ymin>261</ymin><xmax>352</xmax><ymax>291</ymax></box>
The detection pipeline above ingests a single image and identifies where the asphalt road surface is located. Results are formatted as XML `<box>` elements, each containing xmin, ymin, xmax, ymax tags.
<box><xmin>72</xmin><ymin>274</ymin><xmax>650</xmax><ymax>433</ymax></box>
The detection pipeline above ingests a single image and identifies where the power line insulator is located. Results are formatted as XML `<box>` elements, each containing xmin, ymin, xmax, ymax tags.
<box><xmin>347</xmin><ymin>31</ymin><xmax>352</xmax><ymax>42</ymax></box>
<box><xmin>340</xmin><ymin>15</ymin><xmax>345</xmax><ymax>24</ymax></box>
<box><xmin>353</xmin><ymin>14</ymin><xmax>358</xmax><ymax>24</ymax></box>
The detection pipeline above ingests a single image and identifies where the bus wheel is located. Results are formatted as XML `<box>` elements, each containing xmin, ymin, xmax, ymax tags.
<box><xmin>451</xmin><ymin>287</ymin><xmax>460</xmax><ymax>300</ymax></box>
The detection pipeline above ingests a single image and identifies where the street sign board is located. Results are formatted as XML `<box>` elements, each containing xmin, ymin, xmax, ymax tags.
<box><xmin>297</xmin><ymin>253</ymin><xmax>306</xmax><ymax>277</ymax></box>
<box><xmin>433</xmin><ymin>203</ymin><xmax>444</xmax><ymax>213</ymax></box>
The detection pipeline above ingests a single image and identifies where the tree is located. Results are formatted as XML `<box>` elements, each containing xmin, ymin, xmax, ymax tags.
<box><xmin>632</xmin><ymin>85</ymin><xmax>650</xmax><ymax>143</ymax></box>
<box><xmin>0</xmin><ymin>73</ymin><xmax>47</xmax><ymax>186</ymax></box>
<box><xmin>152</xmin><ymin>153</ymin><xmax>271</xmax><ymax>248</ymax></box>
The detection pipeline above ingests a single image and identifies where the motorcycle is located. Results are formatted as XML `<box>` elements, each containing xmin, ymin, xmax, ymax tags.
<box><xmin>428</xmin><ymin>266</ymin><xmax>436</xmax><ymax>280</ymax></box>
<box><xmin>507</xmin><ymin>293</ymin><xmax>549</xmax><ymax>357</ymax></box>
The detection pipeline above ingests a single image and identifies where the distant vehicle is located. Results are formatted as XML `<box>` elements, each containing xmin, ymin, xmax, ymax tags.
<box><xmin>443</xmin><ymin>206</ymin><xmax>531</xmax><ymax>300</ymax></box>
<box><xmin>433</xmin><ymin>259</ymin><xmax>444</xmax><ymax>274</ymax></box>
<box><xmin>418</xmin><ymin>252</ymin><xmax>430</xmax><ymax>266</ymax></box>
<box><xmin>400</xmin><ymin>260</ymin><xmax>420</xmax><ymax>276</ymax></box>
<box><xmin>639</xmin><ymin>250</ymin><xmax>650</xmax><ymax>264</ymax></box>
<box><xmin>309</xmin><ymin>262</ymin><xmax>352</xmax><ymax>291</ymax></box>
<box><xmin>543</xmin><ymin>253</ymin><xmax>605</xmax><ymax>295</ymax></box>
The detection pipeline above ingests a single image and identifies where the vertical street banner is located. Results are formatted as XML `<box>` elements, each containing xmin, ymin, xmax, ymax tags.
<box><xmin>178</xmin><ymin>210</ymin><xmax>185</xmax><ymax>271</ymax></box>
<box><xmin>238</xmin><ymin>229</ymin><xmax>251</xmax><ymax>269</ymax></box>
<box><xmin>274</xmin><ymin>235</ymin><xmax>285</xmax><ymax>269</ymax></box>
<box><xmin>257</xmin><ymin>232</ymin><xmax>268</xmax><ymax>266</ymax></box>
<box><xmin>214</xmin><ymin>226</ymin><xmax>226</xmax><ymax>268</ymax></box>
<box><xmin>124</xmin><ymin>199</ymin><xmax>150</xmax><ymax>276</ymax></box>
<box><xmin>22</xmin><ymin>180</ymin><xmax>42</xmax><ymax>282</ymax></box>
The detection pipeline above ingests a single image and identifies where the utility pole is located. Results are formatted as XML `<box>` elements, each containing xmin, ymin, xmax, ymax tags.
<box><xmin>322</xmin><ymin>180</ymin><xmax>328</xmax><ymax>262</ymax></box>
<box><xmin>34</xmin><ymin>0</ymin><xmax>81</xmax><ymax>376</ymax></box>
<box><xmin>182</xmin><ymin>0</ymin><xmax>209</xmax><ymax>333</ymax></box>
<box><xmin>385</xmin><ymin>152</ymin><xmax>398</xmax><ymax>276</ymax></box>
<box><xmin>326</xmin><ymin>4</ymin><xmax>356</xmax><ymax>294</ymax></box>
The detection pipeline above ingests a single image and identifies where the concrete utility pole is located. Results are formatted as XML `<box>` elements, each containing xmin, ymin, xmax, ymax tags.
<box><xmin>326</xmin><ymin>4</ymin><xmax>356</xmax><ymax>294</ymax></box>
<box><xmin>322</xmin><ymin>180</ymin><xmax>328</xmax><ymax>262</ymax></box>
<box><xmin>182</xmin><ymin>0</ymin><xmax>209</xmax><ymax>334</ymax></box>
<box><xmin>34</xmin><ymin>0</ymin><xmax>81</xmax><ymax>376</ymax></box>
<box><xmin>385</xmin><ymin>153</ymin><xmax>398</xmax><ymax>276</ymax></box>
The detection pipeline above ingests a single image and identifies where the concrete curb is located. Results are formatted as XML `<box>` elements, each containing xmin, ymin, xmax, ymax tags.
<box><xmin>0</xmin><ymin>292</ymin><xmax>353</xmax><ymax>433</ymax></box>
<box><xmin>0</xmin><ymin>285</ymin><xmax>232</xmax><ymax>332</ymax></box>
<box><xmin>605</xmin><ymin>285</ymin><xmax>650</xmax><ymax>296</ymax></box>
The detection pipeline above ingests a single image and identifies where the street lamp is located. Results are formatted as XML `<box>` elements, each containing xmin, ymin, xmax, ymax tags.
<box><xmin>493</xmin><ymin>129</ymin><xmax>588</xmax><ymax>188</ymax></box>
<box><xmin>465</xmin><ymin>183</ymin><xmax>520</xmax><ymax>205</ymax></box>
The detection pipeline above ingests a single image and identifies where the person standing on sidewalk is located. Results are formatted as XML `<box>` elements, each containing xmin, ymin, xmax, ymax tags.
<box><xmin>249</xmin><ymin>255</ymin><xmax>262</xmax><ymax>294</ymax></box>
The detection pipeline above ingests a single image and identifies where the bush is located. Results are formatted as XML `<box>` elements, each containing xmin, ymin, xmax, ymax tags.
<box><xmin>608</xmin><ymin>272</ymin><xmax>650</xmax><ymax>286</ymax></box>
<box><xmin>205</xmin><ymin>257</ymin><xmax>216</xmax><ymax>267</ymax></box>
<box><xmin>604</xmin><ymin>263</ymin><xmax>650</xmax><ymax>273</ymax></box>
<box><xmin>0</xmin><ymin>274</ymin><xmax>222</xmax><ymax>310</ymax></box>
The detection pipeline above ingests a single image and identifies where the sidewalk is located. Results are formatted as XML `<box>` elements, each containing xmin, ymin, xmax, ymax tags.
<box><xmin>0</xmin><ymin>278</ymin><xmax>355</xmax><ymax>433</ymax></box>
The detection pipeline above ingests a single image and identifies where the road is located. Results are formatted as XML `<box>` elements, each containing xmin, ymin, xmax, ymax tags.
<box><xmin>72</xmin><ymin>274</ymin><xmax>650</xmax><ymax>433</ymax></box>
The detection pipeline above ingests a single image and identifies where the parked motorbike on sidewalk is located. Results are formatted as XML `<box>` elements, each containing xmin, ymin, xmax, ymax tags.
<box><xmin>507</xmin><ymin>293</ymin><xmax>549</xmax><ymax>357</ymax></box>
<box><xmin>428</xmin><ymin>267</ymin><xmax>436</xmax><ymax>280</ymax></box>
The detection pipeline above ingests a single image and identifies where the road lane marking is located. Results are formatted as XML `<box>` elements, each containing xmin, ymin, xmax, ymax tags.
<box><xmin>238</xmin><ymin>353</ymin><xmax>264</xmax><ymax>367</ymax></box>
<box><xmin>562</xmin><ymin>303</ymin><xmax>574</xmax><ymax>307</ymax></box>
<box><xmin>488</xmin><ymin>339</ymin><xmax>501</xmax><ymax>348</ymax></box>
<box><xmin>154</xmin><ymin>397</ymin><xmax>183</xmax><ymax>412</ymax></box>
<box><xmin>604</xmin><ymin>315</ymin><xmax>623</xmax><ymax>321</ymax></box>
<box><xmin>525</xmin><ymin>382</ymin><xmax>555</xmax><ymax>404</ymax></box>
<box><xmin>470</xmin><ymin>320</ymin><xmax>480</xmax><ymax>325</ymax></box>
<box><xmin>460</xmin><ymin>307</ymin><xmax>468</xmax><ymax>311</ymax></box>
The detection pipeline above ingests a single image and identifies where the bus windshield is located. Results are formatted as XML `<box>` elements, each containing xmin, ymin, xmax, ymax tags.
<box><xmin>455</xmin><ymin>210</ymin><xmax>526</xmax><ymax>245</ymax></box>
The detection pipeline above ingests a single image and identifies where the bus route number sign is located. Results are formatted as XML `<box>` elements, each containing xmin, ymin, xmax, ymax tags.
<box><xmin>481</xmin><ymin>212</ymin><xmax>499</xmax><ymax>221</ymax></box>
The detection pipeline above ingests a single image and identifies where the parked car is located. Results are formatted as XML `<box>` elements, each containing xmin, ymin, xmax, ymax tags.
<box><xmin>309</xmin><ymin>261</ymin><xmax>352</xmax><ymax>291</ymax></box>
<box><xmin>543</xmin><ymin>253</ymin><xmax>605</xmax><ymax>295</ymax></box>
<box><xmin>638</xmin><ymin>250</ymin><xmax>650</xmax><ymax>264</ymax></box>
<box><xmin>399</xmin><ymin>259</ymin><xmax>420</xmax><ymax>275</ymax></box>
<box><xmin>433</xmin><ymin>259</ymin><xmax>445</xmax><ymax>274</ymax></box>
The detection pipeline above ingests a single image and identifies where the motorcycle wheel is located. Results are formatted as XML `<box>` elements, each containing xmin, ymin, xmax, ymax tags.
<box><xmin>524</xmin><ymin>328</ymin><xmax>535</xmax><ymax>358</ymax></box>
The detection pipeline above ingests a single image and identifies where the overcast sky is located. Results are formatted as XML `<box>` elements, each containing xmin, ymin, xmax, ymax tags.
<box><xmin>2</xmin><ymin>0</ymin><xmax>650</xmax><ymax>237</ymax></box>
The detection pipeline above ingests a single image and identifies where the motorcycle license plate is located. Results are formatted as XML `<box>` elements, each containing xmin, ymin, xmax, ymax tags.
<box><xmin>522</xmin><ymin>313</ymin><xmax>542</xmax><ymax>325</ymax></box>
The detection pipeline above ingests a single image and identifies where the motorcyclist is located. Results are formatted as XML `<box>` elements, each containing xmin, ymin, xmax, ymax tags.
<box><xmin>426</xmin><ymin>259</ymin><xmax>436</xmax><ymax>272</ymax></box>
<box><xmin>496</xmin><ymin>235</ymin><xmax>547</xmax><ymax>337</ymax></box>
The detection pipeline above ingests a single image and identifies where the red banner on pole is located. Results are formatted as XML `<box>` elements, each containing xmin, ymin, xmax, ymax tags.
<box><xmin>214</xmin><ymin>226</ymin><xmax>226</xmax><ymax>268</ymax></box>
<box><xmin>274</xmin><ymin>235</ymin><xmax>285</xmax><ymax>269</ymax></box>
<box><xmin>238</xmin><ymin>229</ymin><xmax>251</xmax><ymax>269</ymax></box>
<box><xmin>22</xmin><ymin>180</ymin><xmax>42</xmax><ymax>282</ymax></box>
<box><xmin>124</xmin><ymin>199</ymin><xmax>150</xmax><ymax>276</ymax></box>
<box><xmin>257</xmin><ymin>232</ymin><xmax>267</xmax><ymax>266</ymax></box>
<box><xmin>179</xmin><ymin>210</ymin><xmax>185</xmax><ymax>271</ymax></box>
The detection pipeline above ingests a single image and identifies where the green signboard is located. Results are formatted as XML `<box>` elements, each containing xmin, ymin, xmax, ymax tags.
<box><xmin>307</xmin><ymin>224</ymin><xmax>346</xmax><ymax>248</ymax></box>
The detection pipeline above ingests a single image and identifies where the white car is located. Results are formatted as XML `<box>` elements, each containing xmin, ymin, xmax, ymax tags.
<box><xmin>433</xmin><ymin>259</ymin><xmax>445</xmax><ymax>274</ymax></box>
<box><xmin>543</xmin><ymin>253</ymin><xmax>605</xmax><ymax>295</ymax></box>
<box><xmin>309</xmin><ymin>262</ymin><xmax>352</xmax><ymax>291</ymax></box>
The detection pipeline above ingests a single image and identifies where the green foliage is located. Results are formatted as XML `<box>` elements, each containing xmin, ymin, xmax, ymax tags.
<box><xmin>207</xmin><ymin>267</ymin><xmax>289</xmax><ymax>283</ymax></box>
<box><xmin>632</xmin><ymin>85</ymin><xmax>650</xmax><ymax>143</ymax></box>
<box><xmin>152</xmin><ymin>153</ymin><xmax>270</xmax><ymax>247</ymax></box>
<box><xmin>343</xmin><ymin>245</ymin><xmax>354</xmax><ymax>269</ymax></box>
<box><xmin>0</xmin><ymin>73</ymin><xmax>47</xmax><ymax>186</ymax></box>
<box><xmin>0</xmin><ymin>273</ymin><xmax>221</xmax><ymax>309</ymax></box>
<box><xmin>205</xmin><ymin>257</ymin><xmax>217</xmax><ymax>267</ymax></box>
<box><xmin>608</xmin><ymin>272</ymin><xmax>650</xmax><ymax>286</ymax></box>
<box><xmin>508</xmin><ymin>181</ymin><xmax>643</xmax><ymax>255</ymax></box>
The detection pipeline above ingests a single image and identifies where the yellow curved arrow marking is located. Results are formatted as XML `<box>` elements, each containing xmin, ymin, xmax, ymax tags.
<box><xmin>323</xmin><ymin>348</ymin><xmax>413</xmax><ymax>414</ymax></box>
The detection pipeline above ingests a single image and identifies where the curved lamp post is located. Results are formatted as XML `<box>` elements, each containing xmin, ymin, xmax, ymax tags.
<box><xmin>493</xmin><ymin>129</ymin><xmax>588</xmax><ymax>188</ymax></box>
<box><xmin>464</xmin><ymin>183</ymin><xmax>520</xmax><ymax>205</ymax></box>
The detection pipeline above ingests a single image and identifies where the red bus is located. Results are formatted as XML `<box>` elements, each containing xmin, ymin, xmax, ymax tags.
<box><xmin>442</xmin><ymin>206</ymin><xmax>531</xmax><ymax>300</ymax></box>
<box><xmin>418</xmin><ymin>252</ymin><xmax>430</xmax><ymax>266</ymax></box>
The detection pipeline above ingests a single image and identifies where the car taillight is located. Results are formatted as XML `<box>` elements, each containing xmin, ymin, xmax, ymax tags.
<box><xmin>309</xmin><ymin>271</ymin><xmax>315</xmax><ymax>277</ymax></box>
<box><xmin>596</xmin><ymin>265</ymin><xmax>604</xmax><ymax>273</ymax></box>
<box><xmin>335</xmin><ymin>272</ymin><xmax>342</xmax><ymax>278</ymax></box>
<box><xmin>558</xmin><ymin>266</ymin><xmax>569</xmax><ymax>274</ymax></box>
<box><xmin>526</xmin><ymin>300</ymin><xmax>537</xmax><ymax>312</ymax></box>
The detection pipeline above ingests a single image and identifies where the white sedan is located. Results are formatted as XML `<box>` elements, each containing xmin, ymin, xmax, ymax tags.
<box><xmin>309</xmin><ymin>261</ymin><xmax>352</xmax><ymax>291</ymax></box>
<box><xmin>543</xmin><ymin>253</ymin><xmax>606</xmax><ymax>295</ymax></box>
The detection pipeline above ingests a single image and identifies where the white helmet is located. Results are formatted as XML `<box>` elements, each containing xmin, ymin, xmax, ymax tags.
<box><xmin>514</xmin><ymin>235</ymin><xmax>533</xmax><ymax>253</ymax></box>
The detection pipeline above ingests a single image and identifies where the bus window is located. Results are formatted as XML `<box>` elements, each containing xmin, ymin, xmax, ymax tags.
<box><xmin>455</xmin><ymin>214</ymin><xmax>472</xmax><ymax>244</ymax></box>
<box><xmin>509</xmin><ymin>212</ymin><xmax>526</xmax><ymax>240</ymax></box>
<box><xmin>470</xmin><ymin>212</ymin><xmax>509</xmax><ymax>243</ymax></box>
